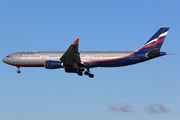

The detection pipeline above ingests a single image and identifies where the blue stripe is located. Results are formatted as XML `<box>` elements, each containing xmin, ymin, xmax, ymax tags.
<box><xmin>158</xmin><ymin>36</ymin><xmax>166</xmax><ymax>40</ymax></box>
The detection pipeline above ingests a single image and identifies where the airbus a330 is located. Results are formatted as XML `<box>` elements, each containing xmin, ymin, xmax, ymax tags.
<box><xmin>2</xmin><ymin>28</ymin><xmax>169</xmax><ymax>78</ymax></box>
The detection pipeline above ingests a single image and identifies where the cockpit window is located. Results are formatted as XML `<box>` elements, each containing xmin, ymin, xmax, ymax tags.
<box><xmin>6</xmin><ymin>55</ymin><xmax>9</xmax><ymax>57</ymax></box>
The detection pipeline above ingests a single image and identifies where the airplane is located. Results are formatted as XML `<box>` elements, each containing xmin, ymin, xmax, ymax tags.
<box><xmin>2</xmin><ymin>28</ymin><xmax>169</xmax><ymax>78</ymax></box>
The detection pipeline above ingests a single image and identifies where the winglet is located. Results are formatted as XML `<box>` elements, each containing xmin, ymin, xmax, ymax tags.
<box><xmin>73</xmin><ymin>38</ymin><xmax>79</xmax><ymax>44</ymax></box>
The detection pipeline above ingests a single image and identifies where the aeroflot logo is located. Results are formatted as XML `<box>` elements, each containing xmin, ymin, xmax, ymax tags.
<box><xmin>144</xmin><ymin>31</ymin><xmax>168</xmax><ymax>47</ymax></box>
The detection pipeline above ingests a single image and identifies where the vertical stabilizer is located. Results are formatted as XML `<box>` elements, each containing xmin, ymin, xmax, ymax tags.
<box><xmin>136</xmin><ymin>28</ymin><xmax>169</xmax><ymax>53</ymax></box>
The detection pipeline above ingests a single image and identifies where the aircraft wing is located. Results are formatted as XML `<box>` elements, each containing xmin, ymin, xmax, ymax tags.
<box><xmin>60</xmin><ymin>39</ymin><xmax>81</xmax><ymax>66</ymax></box>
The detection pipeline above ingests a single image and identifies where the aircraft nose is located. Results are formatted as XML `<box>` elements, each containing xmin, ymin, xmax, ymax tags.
<box><xmin>2</xmin><ymin>58</ymin><xmax>7</xmax><ymax>63</ymax></box>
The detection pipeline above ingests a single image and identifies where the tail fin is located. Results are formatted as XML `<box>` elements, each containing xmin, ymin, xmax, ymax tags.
<box><xmin>137</xmin><ymin>28</ymin><xmax>169</xmax><ymax>53</ymax></box>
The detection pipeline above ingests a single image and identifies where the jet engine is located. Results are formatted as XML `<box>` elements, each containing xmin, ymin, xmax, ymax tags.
<box><xmin>44</xmin><ymin>60</ymin><xmax>63</xmax><ymax>69</ymax></box>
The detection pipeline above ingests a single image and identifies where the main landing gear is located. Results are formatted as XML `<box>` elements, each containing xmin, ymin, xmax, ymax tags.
<box><xmin>77</xmin><ymin>68</ymin><xmax>94</xmax><ymax>78</ymax></box>
<box><xmin>84</xmin><ymin>68</ymin><xmax>94</xmax><ymax>78</ymax></box>
<box><xmin>16</xmin><ymin>66</ymin><xmax>21</xmax><ymax>73</ymax></box>
<box><xmin>77</xmin><ymin>70</ymin><xmax>83</xmax><ymax>76</ymax></box>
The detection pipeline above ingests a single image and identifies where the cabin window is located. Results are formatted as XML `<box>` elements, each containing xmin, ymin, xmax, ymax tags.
<box><xmin>49</xmin><ymin>55</ymin><xmax>57</xmax><ymax>57</ymax></box>
<box><xmin>30</xmin><ymin>56</ymin><xmax>40</xmax><ymax>57</ymax></box>
<box><xmin>18</xmin><ymin>55</ymin><xmax>29</xmax><ymax>57</ymax></box>
<box><xmin>21</xmin><ymin>56</ymin><xmax>29</xmax><ymax>57</ymax></box>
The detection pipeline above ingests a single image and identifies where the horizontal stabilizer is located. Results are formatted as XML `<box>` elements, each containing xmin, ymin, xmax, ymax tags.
<box><xmin>147</xmin><ymin>49</ymin><xmax>160</xmax><ymax>58</ymax></box>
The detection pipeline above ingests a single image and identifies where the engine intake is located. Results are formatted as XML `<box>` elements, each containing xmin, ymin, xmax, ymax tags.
<box><xmin>44</xmin><ymin>60</ymin><xmax>63</xmax><ymax>69</ymax></box>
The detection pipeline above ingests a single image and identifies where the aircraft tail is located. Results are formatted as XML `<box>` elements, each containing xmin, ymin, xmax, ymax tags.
<box><xmin>135</xmin><ymin>28</ymin><xmax>169</xmax><ymax>57</ymax></box>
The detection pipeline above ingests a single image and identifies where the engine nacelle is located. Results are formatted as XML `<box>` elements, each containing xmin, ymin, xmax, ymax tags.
<box><xmin>44</xmin><ymin>60</ymin><xmax>63</xmax><ymax>69</ymax></box>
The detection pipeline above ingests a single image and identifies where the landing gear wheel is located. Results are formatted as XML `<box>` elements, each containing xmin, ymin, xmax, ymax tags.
<box><xmin>78</xmin><ymin>71</ymin><xmax>83</xmax><ymax>76</ymax></box>
<box><xmin>84</xmin><ymin>71</ymin><xmax>89</xmax><ymax>75</ymax></box>
<box><xmin>89</xmin><ymin>74</ymin><xmax>94</xmax><ymax>78</ymax></box>
<box><xmin>17</xmin><ymin>70</ymin><xmax>21</xmax><ymax>73</ymax></box>
<box><xmin>16</xmin><ymin>66</ymin><xmax>21</xmax><ymax>74</ymax></box>
<box><xmin>84</xmin><ymin>68</ymin><xmax>94</xmax><ymax>78</ymax></box>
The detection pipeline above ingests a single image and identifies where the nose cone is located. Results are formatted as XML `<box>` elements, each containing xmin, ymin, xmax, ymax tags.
<box><xmin>2</xmin><ymin>58</ymin><xmax>6</xmax><ymax>63</ymax></box>
<box><xmin>2</xmin><ymin>57</ymin><xmax>9</xmax><ymax>64</ymax></box>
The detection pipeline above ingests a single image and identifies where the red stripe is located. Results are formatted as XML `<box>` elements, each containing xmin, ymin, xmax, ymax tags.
<box><xmin>73</xmin><ymin>38</ymin><xmax>79</xmax><ymax>44</ymax></box>
<box><xmin>156</xmin><ymin>38</ymin><xmax>165</xmax><ymax>43</ymax></box>
<box><xmin>139</xmin><ymin>38</ymin><xmax>165</xmax><ymax>50</ymax></box>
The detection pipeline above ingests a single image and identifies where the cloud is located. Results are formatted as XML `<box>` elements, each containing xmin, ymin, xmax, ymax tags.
<box><xmin>145</xmin><ymin>103</ymin><xmax>169</xmax><ymax>114</ymax></box>
<box><xmin>109</xmin><ymin>103</ymin><xmax>132</xmax><ymax>112</ymax></box>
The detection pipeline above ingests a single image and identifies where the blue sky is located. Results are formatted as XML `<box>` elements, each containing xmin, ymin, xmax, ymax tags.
<box><xmin>0</xmin><ymin>0</ymin><xmax>180</xmax><ymax>120</ymax></box>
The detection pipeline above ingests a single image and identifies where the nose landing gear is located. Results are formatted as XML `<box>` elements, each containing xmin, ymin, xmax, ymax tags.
<box><xmin>16</xmin><ymin>66</ymin><xmax>21</xmax><ymax>73</ymax></box>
